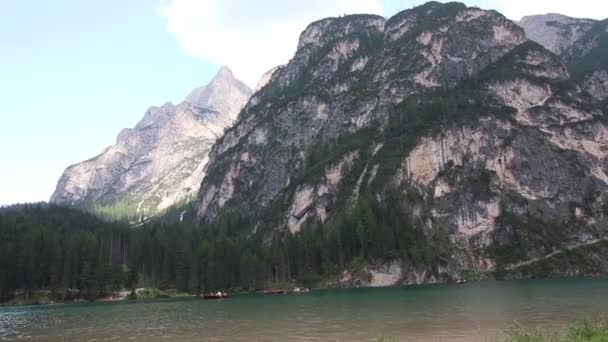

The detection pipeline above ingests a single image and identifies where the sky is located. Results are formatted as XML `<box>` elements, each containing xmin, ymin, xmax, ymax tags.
<box><xmin>0</xmin><ymin>0</ymin><xmax>606</xmax><ymax>206</ymax></box>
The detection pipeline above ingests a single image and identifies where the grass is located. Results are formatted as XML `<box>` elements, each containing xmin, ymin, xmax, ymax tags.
<box><xmin>500</xmin><ymin>320</ymin><xmax>608</xmax><ymax>342</ymax></box>
<box><xmin>374</xmin><ymin>337</ymin><xmax>397</xmax><ymax>342</ymax></box>
<box><xmin>375</xmin><ymin>321</ymin><xmax>608</xmax><ymax>342</ymax></box>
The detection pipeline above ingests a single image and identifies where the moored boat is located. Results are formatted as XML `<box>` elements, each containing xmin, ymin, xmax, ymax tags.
<box><xmin>263</xmin><ymin>290</ymin><xmax>287</xmax><ymax>295</ymax></box>
<box><xmin>201</xmin><ymin>292</ymin><xmax>231</xmax><ymax>300</ymax></box>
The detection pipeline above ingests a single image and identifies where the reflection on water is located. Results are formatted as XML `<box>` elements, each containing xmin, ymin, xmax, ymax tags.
<box><xmin>1</xmin><ymin>278</ymin><xmax>607</xmax><ymax>341</ymax></box>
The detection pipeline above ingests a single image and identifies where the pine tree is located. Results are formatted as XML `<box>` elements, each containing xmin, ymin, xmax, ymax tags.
<box><xmin>174</xmin><ymin>239</ymin><xmax>190</xmax><ymax>292</ymax></box>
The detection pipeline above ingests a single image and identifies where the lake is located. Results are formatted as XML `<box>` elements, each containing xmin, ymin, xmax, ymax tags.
<box><xmin>1</xmin><ymin>278</ymin><xmax>607</xmax><ymax>341</ymax></box>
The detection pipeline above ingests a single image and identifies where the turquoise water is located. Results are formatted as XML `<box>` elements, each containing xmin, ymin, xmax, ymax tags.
<box><xmin>1</xmin><ymin>279</ymin><xmax>607</xmax><ymax>341</ymax></box>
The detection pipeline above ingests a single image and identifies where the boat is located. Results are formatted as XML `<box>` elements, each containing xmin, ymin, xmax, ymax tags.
<box><xmin>201</xmin><ymin>293</ymin><xmax>231</xmax><ymax>300</ymax></box>
<box><xmin>292</xmin><ymin>287</ymin><xmax>311</xmax><ymax>294</ymax></box>
<box><xmin>263</xmin><ymin>289</ymin><xmax>287</xmax><ymax>295</ymax></box>
<box><xmin>455</xmin><ymin>278</ymin><xmax>467</xmax><ymax>285</ymax></box>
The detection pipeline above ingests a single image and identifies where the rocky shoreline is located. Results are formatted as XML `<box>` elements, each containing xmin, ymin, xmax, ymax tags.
<box><xmin>1</xmin><ymin>288</ymin><xmax>194</xmax><ymax>306</ymax></box>
<box><xmin>5</xmin><ymin>272</ymin><xmax>606</xmax><ymax>307</ymax></box>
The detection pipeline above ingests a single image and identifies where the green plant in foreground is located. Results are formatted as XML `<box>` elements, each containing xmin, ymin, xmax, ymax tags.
<box><xmin>501</xmin><ymin>329</ymin><xmax>558</xmax><ymax>342</ymax></box>
<box><xmin>501</xmin><ymin>320</ymin><xmax>608</xmax><ymax>342</ymax></box>
<box><xmin>566</xmin><ymin>320</ymin><xmax>608</xmax><ymax>341</ymax></box>
<box><xmin>374</xmin><ymin>337</ymin><xmax>397</xmax><ymax>342</ymax></box>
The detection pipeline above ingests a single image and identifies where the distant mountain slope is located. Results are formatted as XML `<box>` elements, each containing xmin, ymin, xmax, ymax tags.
<box><xmin>51</xmin><ymin>67</ymin><xmax>251</xmax><ymax>219</ymax></box>
<box><xmin>520</xmin><ymin>15</ymin><xmax>608</xmax><ymax>101</ymax></box>
<box><xmin>519</xmin><ymin>14</ymin><xmax>597</xmax><ymax>56</ymax></box>
<box><xmin>566</xmin><ymin>19</ymin><xmax>608</xmax><ymax>103</ymax></box>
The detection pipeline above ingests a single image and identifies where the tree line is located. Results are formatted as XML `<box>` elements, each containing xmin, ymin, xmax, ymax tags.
<box><xmin>0</xmin><ymin>192</ymin><xmax>451</xmax><ymax>302</ymax></box>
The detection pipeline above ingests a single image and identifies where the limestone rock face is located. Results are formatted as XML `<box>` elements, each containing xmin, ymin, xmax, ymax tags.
<box><xmin>51</xmin><ymin>67</ymin><xmax>252</xmax><ymax>217</ymax></box>
<box><xmin>197</xmin><ymin>2</ymin><xmax>526</xmax><ymax>223</ymax></box>
<box><xmin>519</xmin><ymin>14</ymin><xmax>596</xmax><ymax>55</ymax></box>
<box><xmin>194</xmin><ymin>2</ymin><xmax>608</xmax><ymax>284</ymax></box>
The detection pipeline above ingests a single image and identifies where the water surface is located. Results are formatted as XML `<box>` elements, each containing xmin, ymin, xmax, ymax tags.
<box><xmin>1</xmin><ymin>278</ymin><xmax>607</xmax><ymax>341</ymax></box>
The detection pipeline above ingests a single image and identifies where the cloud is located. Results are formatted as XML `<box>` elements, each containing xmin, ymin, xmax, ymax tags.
<box><xmin>159</xmin><ymin>0</ymin><xmax>607</xmax><ymax>86</ymax></box>
<box><xmin>158</xmin><ymin>0</ymin><xmax>383</xmax><ymax>86</ymax></box>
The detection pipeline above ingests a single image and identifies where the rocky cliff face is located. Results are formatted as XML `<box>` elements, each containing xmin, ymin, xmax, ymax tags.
<box><xmin>51</xmin><ymin>67</ymin><xmax>251</xmax><ymax>218</ymax></box>
<box><xmin>520</xmin><ymin>15</ymin><xmax>608</xmax><ymax>101</ymax></box>
<box><xmin>198</xmin><ymin>2</ymin><xmax>526</xmax><ymax>221</ymax></box>
<box><xmin>195</xmin><ymin>2</ymin><xmax>608</xmax><ymax>284</ymax></box>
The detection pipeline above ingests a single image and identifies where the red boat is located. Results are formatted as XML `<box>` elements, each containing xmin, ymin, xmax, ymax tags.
<box><xmin>263</xmin><ymin>290</ymin><xmax>287</xmax><ymax>295</ymax></box>
<box><xmin>201</xmin><ymin>293</ymin><xmax>231</xmax><ymax>300</ymax></box>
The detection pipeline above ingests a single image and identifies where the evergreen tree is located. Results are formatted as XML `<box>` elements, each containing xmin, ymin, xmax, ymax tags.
<box><xmin>0</xmin><ymin>190</ymin><xmax>451</xmax><ymax>301</ymax></box>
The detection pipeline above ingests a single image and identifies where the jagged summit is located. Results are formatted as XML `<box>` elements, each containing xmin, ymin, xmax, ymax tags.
<box><xmin>185</xmin><ymin>66</ymin><xmax>251</xmax><ymax>117</ymax></box>
<box><xmin>51</xmin><ymin>67</ymin><xmax>252</xmax><ymax>218</ymax></box>
<box><xmin>216</xmin><ymin>65</ymin><xmax>235</xmax><ymax>77</ymax></box>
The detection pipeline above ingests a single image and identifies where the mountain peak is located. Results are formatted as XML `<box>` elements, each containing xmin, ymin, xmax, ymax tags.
<box><xmin>213</xmin><ymin>66</ymin><xmax>235</xmax><ymax>81</ymax></box>
<box><xmin>185</xmin><ymin>67</ymin><xmax>252</xmax><ymax>111</ymax></box>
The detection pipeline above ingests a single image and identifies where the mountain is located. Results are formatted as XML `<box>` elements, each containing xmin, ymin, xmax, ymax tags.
<box><xmin>520</xmin><ymin>15</ymin><xmax>608</xmax><ymax>102</ymax></box>
<box><xmin>255</xmin><ymin>66</ymin><xmax>282</xmax><ymax>92</ymax></box>
<box><xmin>518</xmin><ymin>14</ymin><xmax>597</xmax><ymax>56</ymax></box>
<box><xmin>195</xmin><ymin>2</ymin><xmax>608</xmax><ymax>285</ymax></box>
<box><xmin>566</xmin><ymin>18</ymin><xmax>608</xmax><ymax>103</ymax></box>
<box><xmin>51</xmin><ymin>67</ymin><xmax>252</xmax><ymax>219</ymax></box>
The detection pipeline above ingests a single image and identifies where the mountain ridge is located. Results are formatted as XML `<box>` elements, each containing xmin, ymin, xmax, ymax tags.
<box><xmin>519</xmin><ymin>13</ymin><xmax>597</xmax><ymax>55</ymax></box>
